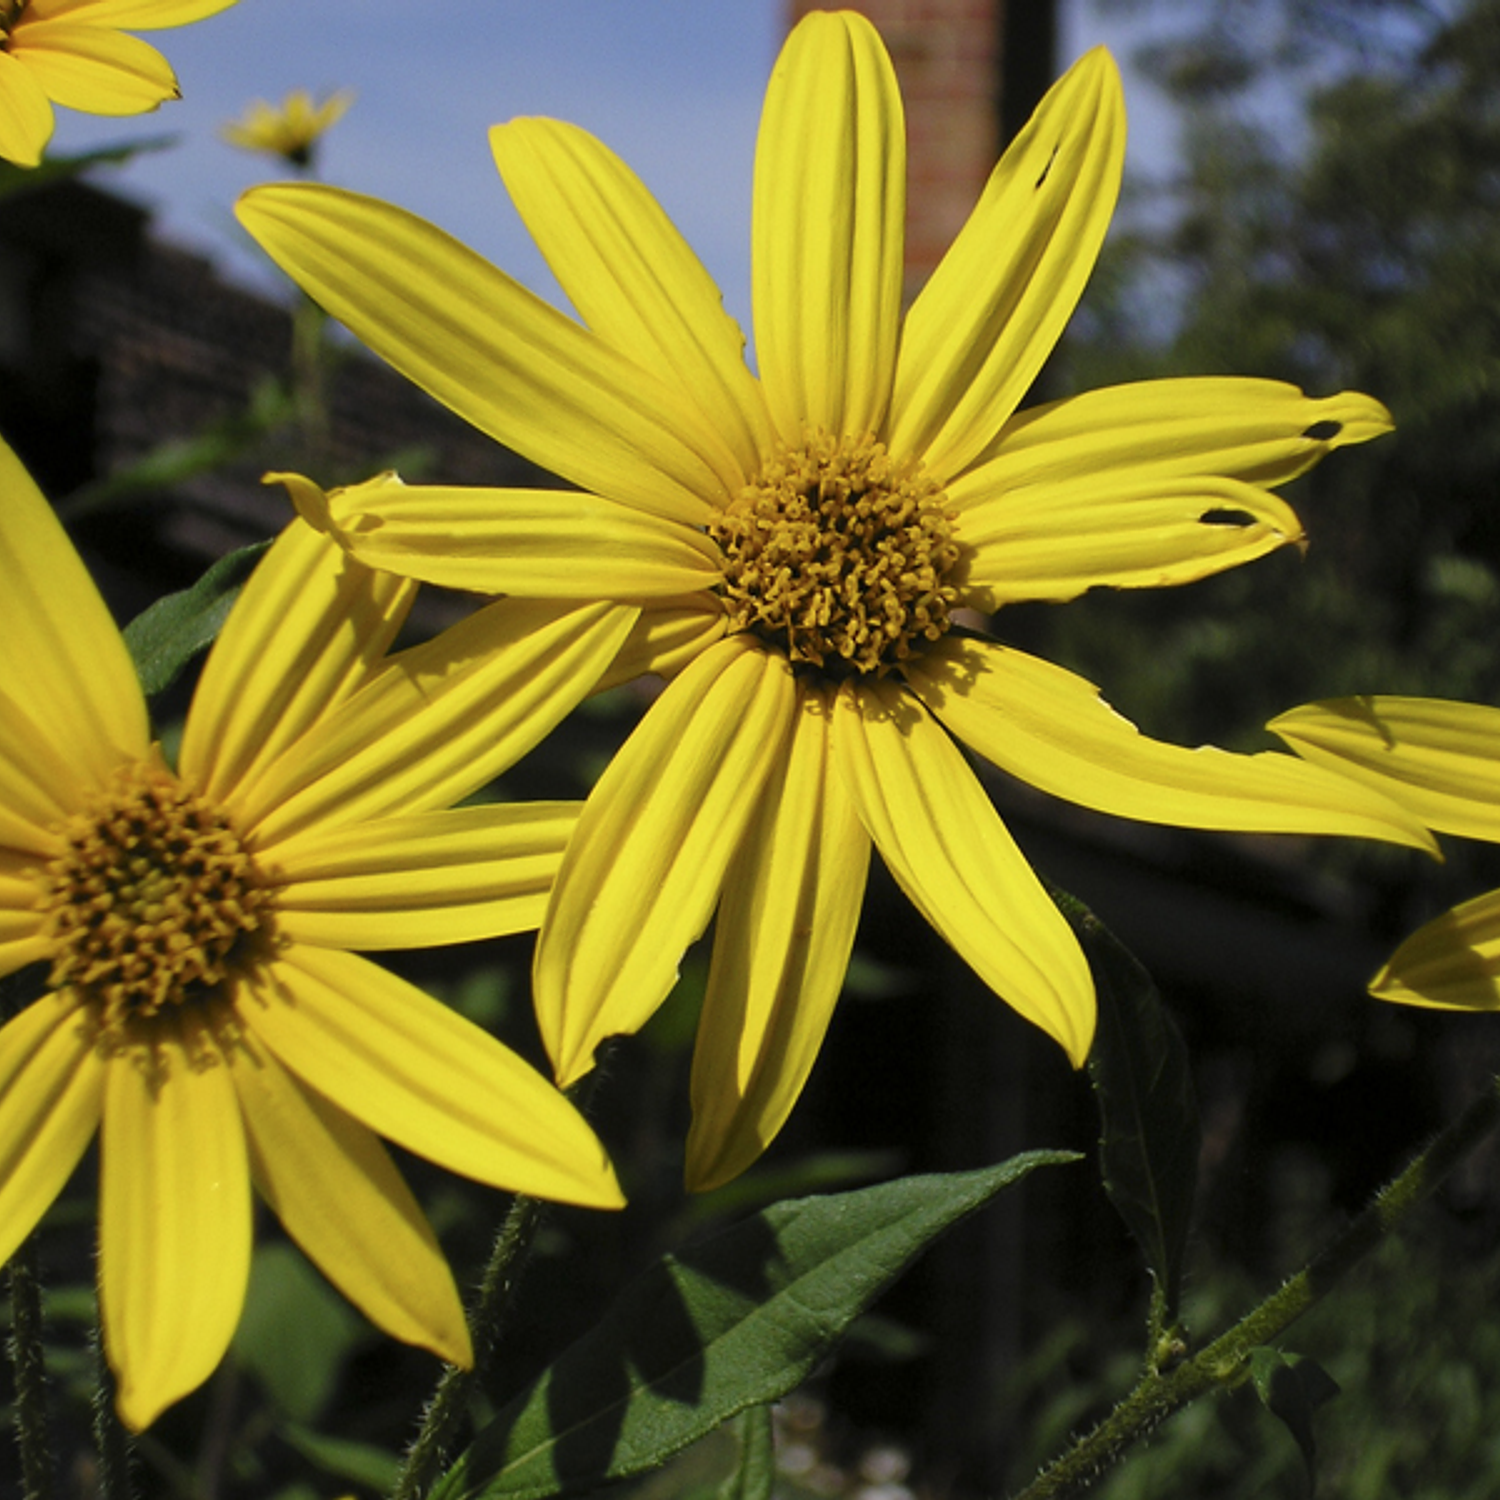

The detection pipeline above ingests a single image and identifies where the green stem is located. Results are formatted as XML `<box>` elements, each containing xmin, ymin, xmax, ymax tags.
<box><xmin>8</xmin><ymin>1235</ymin><xmax>55</xmax><ymax>1500</ymax></box>
<box><xmin>1011</xmin><ymin>1071</ymin><xmax>1500</xmax><ymax>1500</ymax></box>
<box><xmin>91</xmin><ymin>1324</ymin><xmax>135</xmax><ymax>1500</ymax></box>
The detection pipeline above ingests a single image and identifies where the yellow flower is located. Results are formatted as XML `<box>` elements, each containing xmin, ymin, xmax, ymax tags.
<box><xmin>0</xmin><ymin>447</ymin><xmax>631</xmax><ymax>1429</ymax></box>
<box><xmin>221</xmin><ymin>86</ymin><xmax>352</xmax><ymax>169</ymax></box>
<box><xmin>235</xmin><ymin>11</ymin><xmax>1434</xmax><ymax>1191</ymax></box>
<box><xmin>0</xmin><ymin>0</ymin><xmax>235</xmax><ymax>167</ymax></box>
<box><xmin>1271</xmin><ymin>696</ymin><xmax>1500</xmax><ymax>1009</ymax></box>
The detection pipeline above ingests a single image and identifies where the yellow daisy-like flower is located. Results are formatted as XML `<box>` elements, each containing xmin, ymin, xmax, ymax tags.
<box><xmin>221</xmin><ymin>86</ymin><xmax>353</xmax><ymax>169</ymax></box>
<box><xmin>0</xmin><ymin>0</ymin><xmax>234</xmax><ymax>167</ymax></box>
<box><xmin>1271</xmin><ymin>696</ymin><xmax>1500</xmax><ymax>1009</ymax></box>
<box><xmin>235</xmin><ymin>11</ymin><xmax>1433</xmax><ymax>1191</ymax></box>
<box><xmin>0</xmin><ymin>444</ymin><xmax>631</xmax><ymax>1429</ymax></box>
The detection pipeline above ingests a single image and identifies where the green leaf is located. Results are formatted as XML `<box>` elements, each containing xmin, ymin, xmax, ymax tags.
<box><xmin>432</xmin><ymin>1153</ymin><xmax>1078</xmax><ymax>1500</ymax></box>
<box><xmin>0</xmin><ymin>137</ymin><xmax>176</xmax><ymax>200</ymax></box>
<box><xmin>1248</xmin><ymin>1348</ymin><xmax>1341</xmax><ymax>1484</ymax></box>
<box><xmin>1051</xmin><ymin>884</ymin><xmax>1200</xmax><ymax>1330</ymax></box>
<box><xmin>716</xmin><ymin>1407</ymin><xmax>774</xmax><ymax>1500</ymax></box>
<box><xmin>123</xmin><ymin>540</ymin><xmax>270</xmax><ymax>698</ymax></box>
<box><xmin>280</xmin><ymin>1422</ymin><xmax>400</xmax><ymax>1492</ymax></box>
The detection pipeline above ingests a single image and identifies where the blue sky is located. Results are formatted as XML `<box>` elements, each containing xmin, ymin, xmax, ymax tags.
<box><xmin>49</xmin><ymin>1</ymin><xmax>1179</xmax><ymax>332</ymax></box>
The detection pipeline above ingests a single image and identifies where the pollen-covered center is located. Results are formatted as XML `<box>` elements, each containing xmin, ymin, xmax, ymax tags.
<box><xmin>35</xmin><ymin>760</ymin><xmax>269</xmax><ymax>1033</ymax></box>
<box><xmin>709</xmin><ymin>429</ymin><xmax>962</xmax><ymax>677</ymax></box>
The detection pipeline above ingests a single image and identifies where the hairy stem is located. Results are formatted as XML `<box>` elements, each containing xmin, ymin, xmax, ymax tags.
<box><xmin>8</xmin><ymin>1235</ymin><xmax>54</xmax><ymax>1500</ymax></box>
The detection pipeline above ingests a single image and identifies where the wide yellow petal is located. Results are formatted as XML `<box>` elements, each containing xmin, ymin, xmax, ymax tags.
<box><xmin>534</xmin><ymin>636</ymin><xmax>798</xmax><ymax>1086</ymax></box>
<box><xmin>909</xmin><ymin>638</ymin><xmax>1437</xmax><ymax>850</ymax></box>
<box><xmin>1268</xmin><ymin>697</ymin><xmax>1500</xmax><ymax>842</ymax></box>
<box><xmin>0</xmin><ymin>989</ymin><xmax>103</xmax><ymax>1269</ymax></box>
<box><xmin>100</xmin><ymin>1014</ymin><xmax>252</xmax><ymax>1430</ymax></box>
<box><xmin>687</xmin><ymin>685</ymin><xmax>870</xmax><ymax>1192</ymax></box>
<box><xmin>491</xmin><ymin>116</ymin><xmax>772</xmax><ymax>476</ymax></box>
<box><xmin>272</xmin><ymin>470</ymin><xmax>721</xmax><ymax>599</ymax></box>
<box><xmin>955</xmin><ymin>473</ymin><xmax>1304</xmax><ymax>609</ymax></box>
<box><xmin>951</xmin><ymin>379</ymin><xmax>1393</xmax><ymax>495</ymax></box>
<box><xmin>0</xmin><ymin>848</ymin><xmax>51</xmax><ymax>971</ymax></box>
<box><xmin>228</xmin><ymin>1026</ymin><xmax>472</xmax><ymax>1367</ymax></box>
<box><xmin>594</xmin><ymin>595</ymin><xmax>727</xmax><ymax>691</ymax></box>
<box><xmin>240</xmin><ymin>948</ymin><xmax>623</xmax><ymax>1208</ymax></box>
<box><xmin>1371</xmin><ymin>888</ymin><xmax>1500</xmax><ymax>1011</ymax></box>
<box><xmin>10</xmin><ymin>22</ymin><xmax>176</xmax><ymax>115</ymax></box>
<box><xmin>180</xmin><ymin>518</ymin><xmax>415</xmax><ymax>804</ymax></box>
<box><xmin>890</xmin><ymin>49</ymin><xmax>1125</xmax><ymax>481</ymax></box>
<box><xmin>26</xmin><ymin>0</ymin><xmax>237</xmax><ymax>26</ymax></box>
<box><xmin>831</xmin><ymin>680</ymin><xmax>1094</xmax><ymax>1065</ymax></box>
<box><xmin>0</xmin><ymin>49</ymin><xmax>55</xmax><ymax>165</ymax></box>
<box><xmin>753</xmin><ymin>9</ymin><xmax>904</xmax><ymax>440</ymax></box>
<box><xmin>0</xmin><ymin>437</ymin><xmax>148</xmax><ymax>784</ymax></box>
<box><xmin>233</xmin><ymin>598</ymin><xmax>635</xmax><ymax>845</ymax></box>
<box><xmin>271</xmin><ymin>802</ymin><xmax>578</xmax><ymax>950</ymax></box>
<box><xmin>236</xmin><ymin>184</ymin><xmax>730</xmax><ymax>525</ymax></box>
<box><xmin>0</xmin><ymin>681</ymin><xmax>76</xmax><ymax>851</ymax></box>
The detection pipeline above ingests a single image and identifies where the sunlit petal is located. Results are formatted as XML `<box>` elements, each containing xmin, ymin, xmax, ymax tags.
<box><xmin>228</xmin><ymin>1027</ymin><xmax>471</xmax><ymax>1366</ymax></box>
<box><xmin>236</xmin><ymin>185</ymin><xmax>732</xmax><ymax>524</ymax></box>
<box><xmin>180</xmin><ymin>519</ymin><xmax>415</xmax><ymax>803</ymax></box>
<box><xmin>753</xmin><ymin>9</ymin><xmax>904</xmax><ymax>438</ymax></box>
<box><xmin>687</xmin><ymin>685</ymin><xmax>869</xmax><ymax>1192</ymax></box>
<box><xmin>10</xmin><ymin>22</ymin><xmax>175</xmax><ymax>114</ymax></box>
<box><xmin>100</xmin><ymin>1014</ymin><xmax>251</xmax><ymax>1431</ymax></box>
<box><xmin>234</xmin><ymin>598</ymin><xmax>635</xmax><ymax>844</ymax></box>
<box><xmin>492</xmin><ymin>117</ymin><xmax>772</xmax><ymax>474</ymax></box>
<box><xmin>0</xmin><ymin>681</ymin><xmax>76</xmax><ymax>850</ymax></box>
<box><xmin>1371</xmin><ymin>889</ymin><xmax>1500</xmax><ymax>1011</ymax></box>
<box><xmin>0</xmin><ymin>990</ymin><xmax>102</xmax><ymax>1268</ymax></box>
<box><xmin>0</xmin><ymin>50</ymin><xmax>54</xmax><ymax>165</ymax></box>
<box><xmin>1268</xmin><ymin>697</ymin><xmax>1500</xmax><ymax>842</ymax></box>
<box><xmin>910</xmin><ymin>639</ymin><xmax>1437</xmax><ymax>851</ymax></box>
<box><xmin>595</xmin><ymin>595</ymin><xmax>727</xmax><ymax>691</ymax></box>
<box><xmin>272</xmin><ymin>802</ymin><xmax>578</xmax><ymax>949</ymax></box>
<box><xmin>27</xmin><ymin>0</ymin><xmax>236</xmax><ymax>26</ymax></box>
<box><xmin>891</xmin><ymin>49</ymin><xmax>1125</xmax><ymax>480</ymax></box>
<box><xmin>273</xmin><ymin>470</ymin><xmax>721</xmax><ymax>599</ymax></box>
<box><xmin>241</xmin><ymin>948</ymin><xmax>622</xmax><ymax>1207</ymax></box>
<box><xmin>832</xmin><ymin>680</ymin><xmax>1094</xmax><ymax>1064</ymax></box>
<box><xmin>535</xmin><ymin>636</ymin><xmax>798</xmax><ymax>1086</ymax></box>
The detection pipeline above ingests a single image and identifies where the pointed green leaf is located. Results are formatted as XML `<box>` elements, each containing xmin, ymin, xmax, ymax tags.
<box><xmin>1050</xmin><ymin>884</ymin><xmax>1200</xmax><ymax>1328</ymax></box>
<box><xmin>123</xmin><ymin>540</ymin><xmax>270</xmax><ymax>698</ymax></box>
<box><xmin>432</xmin><ymin>1153</ymin><xmax>1078</xmax><ymax>1500</ymax></box>
<box><xmin>1248</xmin><ymin>1348</ymin><xmax>1341</xmax><ymax>1482</ymax></box>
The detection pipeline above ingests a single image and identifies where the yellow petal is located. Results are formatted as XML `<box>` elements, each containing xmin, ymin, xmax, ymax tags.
<box><xmin>1371</xmin><ymin>888</ymin><xmax>1500</xmax><ymax>1011</ymax></box>
<box><xmin>687</xmin><ymin>685</ymin><xmax>870</xmax><ymax>1192</ymax></box>
<box><xmin>27</xmin><ymin>0</ymin><xmax>237</xmax><ymax>26</ymax></box>
<box><xmin>272</xmin><ymin>802</ymin><xmax>579</xmax><ymax>950</ymax></box>
<box><xmin>100</xmin><ymin>1014</ymin><xmax>251</xmax><ymax>1430</ymax></box>
<box><xmin>534</xmin><ymin>636</ymin><xmax>798</xmax><ymax>1086</ymax></box>
<box><xmin>952</xmin><ymin>379</ymin><xmax>1393</xmax><ymax>493</ymax></box>
<box><xmin>9</xmin><ymin>22</ymin><xmax>176</xmax><ymax>115</ymax></box>
<box><xmin>0</xmin><ymin>849</ymin><xmax>51</xmax><ymax>970</ymax></box>
<box><xmin>1268</xmin><ymin>697</ymin><xmax>1500</xmax><ymax>842</ymax></box>
<box><xmin>236</xmin><ymin>184</ymin><xmax>730</xmax><ymax>525</ymax></box>
<box><xmin>909</xmin><ymin>638</ymin><xmax>1437</xmax><ymax>851</ymax></box>
<box><xmin>240</xmin><ymin>948</ymin><xmax>623</xmax><ymax>1208</ymax></box>
<box><xmin>753</xmin><ymin>10</ymin><xmax>904</xmax><ymax>440</ymax></box>
<box><xmin>955</xmin><ymin>472</ymin><xmax>1305</xmax><ymax>609</ymax></box>
<box><xmin>0</xmin><ymin>681</ymin><xmax>76</xmax><ymax>851</ymax></box>
<box><xmin>0</xmin><ymin>49</ymin><xmax>55</xmax><ymax>165</ymax></box>
<box><xmin>491</xmin><ymin>116</ymin><xmax>772</xmax><ymax>476</ymax></box>
<box><xmin>832</xmin><ymin>680</ymin><xmax>1094</xmax><ymax>1065</ymax></box>
<box><xmin>233</xmin><ymin>598</ymin><xmax>635</xmax><ymax>845</ymax></box>
<box><xmin>272</xmin><ymin>470</ymin><xmax>722</xmax><ymax>599</ymax></box>
<box><xmin>594</xmin><ymin>595</ymin><xmax>727</xmax><ymax>691</ymax></box>
<box><xmin>0</xmin><ymin>990</ymin><xmax>103</xmax><ymax>1269</ymax></box>
<box><xmin>890</xmin><ymin>49</ymin><xmax>1125</xmax><ymax>481</ymax></box>
<box><xmin>180</xmin><ymin>518</ymin><xmax>415</xmax><ymax>805</ymax></box>
<box><xmin>228</xmin><ymin>1026</ymin><xmax>472</xmax><ymax>1367</ymax></box>
<box><xmin>0</xmin><ymin>437</ymin><xmax>148</xmax><ymax>783</ymax></box>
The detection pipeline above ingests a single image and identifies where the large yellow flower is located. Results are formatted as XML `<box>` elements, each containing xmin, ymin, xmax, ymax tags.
<box><xmin>235</xmin><ymin>11</ymin><xmax>1433</xmax><ymax>1191</ymax></box>
<box><xmin>0</xmin><ymin>0</ymin><xmax>234</xmax><ymax>167</ymax></box>
<box><xmin>1271</xmin><ymin>696</ymin><xmax>1500</xmax><ymax>1009</ymax></box>
<box><xmin>0</xmin><ymin>444</ymin><xmax>632</xmax><ymax>1429</ymax></box>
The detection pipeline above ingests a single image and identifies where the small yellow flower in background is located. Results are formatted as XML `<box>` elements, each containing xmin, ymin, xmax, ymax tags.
<box><xmin>0</xmin><ymin>445</ymin><xmax>633</xmax><ymax>1429</ymax></box>
<box><xmin>221</xmin><ymin>87</ymin><xmax>352</xmax><ymax>170</ymax></box>
<box><xmin>236</xmin><ymin>11</ymin><xmax>1435</xmax><ymax>1192</ymax></box>
<box><xmin>0</xmin><ymin>0</ymin><xmax>235</xmax><ymax>167</ymax></box>
<box><xmin>1271</xmin><ymin>696</ymin><xmax>1500</xmax><ymax>1009</ymax></box>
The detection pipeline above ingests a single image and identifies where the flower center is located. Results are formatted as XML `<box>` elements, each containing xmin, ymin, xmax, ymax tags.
<box><xmin>35</xmin><ymin>759</ymin><xmax>269</xmax><ymax>1034</ymax></box>
<box><xmin>709</xmin><ymin>430</ymin><xmax>962</xmax><ymax>677</ymax></box>
<box><xmin>0</xmin><ymin>2</ymin><xmax>23</xmax><ymax>42</ymax></box>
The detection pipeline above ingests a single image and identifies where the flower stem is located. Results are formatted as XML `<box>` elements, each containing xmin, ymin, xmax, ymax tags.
<box><xmin>1010</xmin><ymin>1071</ymin><xmax>1500</xmax><ymax>1500</ymax></box>
<box><xmin>91</xmin><ymin>1324</ymin><xmax>135</xmax><ymax>1500</ymax></box>
<box><xmin>7</xmin><ymin>1234</ymin><xmax>55</xmax><ymax>1500</ymax></box>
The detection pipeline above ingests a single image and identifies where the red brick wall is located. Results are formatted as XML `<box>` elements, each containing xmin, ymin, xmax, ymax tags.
<box><xmin>785</xmin><ymin>0</ymin><xmax>1004</xmax><ymax>295</ymax></box>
